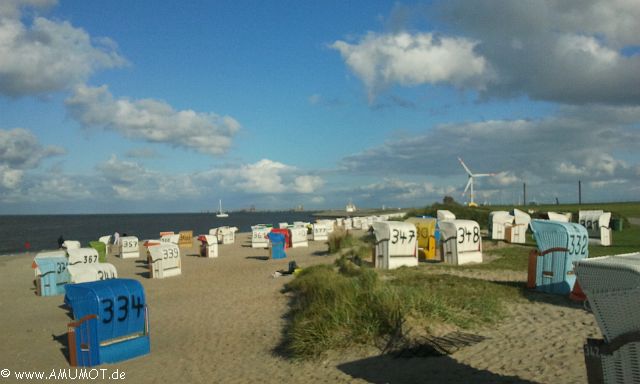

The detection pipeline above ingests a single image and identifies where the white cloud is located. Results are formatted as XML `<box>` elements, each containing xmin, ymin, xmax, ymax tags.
<box><xmin>0</xmin><ymin>128</ymin><xmax>64</xmax><ymax>191</ymax></box>
<box><xmin>66</xmin><ymin>85</ymin><xmax>241</xmax><ymax>156</ymax></box>
<box><xmin>0</xmin><ymin>165</ymin><xmax>22</xmax><ymax>189</ymax></box>
<box><xmin>204</xmin><ymin>159</ymin><xmax>325</xmax><ymax>195</ymax></box>
<box><xmin>433</xmin><ymin>0</ymin><xmax>640</xmax><ymax>104</ymax></box>
<box><xmin>0</xmin><ymin>3</ymin><xmax>126</xmax><ymax>97</ymax></box>
<box><xmin>331</xmin><ymin>32</ymin><xmax>490</xmax><ymax>100</ymax></box>
<box><xmin>335</xmin><ymin>1</ymin><xmax>640</xmax><ymax>105</ymax></box>
<box><xmin>294</xmin><ymin>175</ymin><xmax>324</xmax><ymax>193</ymax></box>
<box><xmin>97</xmin><ymin>155</ymin><xmax>200</xmax><ymax>201</ymax></box>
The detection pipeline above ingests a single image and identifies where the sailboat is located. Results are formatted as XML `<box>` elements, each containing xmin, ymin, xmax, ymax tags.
<box><xmin>216</xmin><ymin>199</ymin><xmax>229</xmax><ymax>218</ymax></box>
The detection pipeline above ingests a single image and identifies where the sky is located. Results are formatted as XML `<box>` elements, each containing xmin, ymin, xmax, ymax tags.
<box><xmin>1</xmin><ymin>0</ymin><xmax>639</xmax><ymax>214</ymax></box>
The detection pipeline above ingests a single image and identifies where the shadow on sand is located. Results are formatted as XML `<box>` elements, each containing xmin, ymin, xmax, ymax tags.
<box><xmin>337</xmin><ymin>352</ymin><xmax>538</xmax><ymax>384</ymax></box>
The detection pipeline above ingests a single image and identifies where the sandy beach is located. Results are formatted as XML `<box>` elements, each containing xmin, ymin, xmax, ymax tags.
<box><xmin>0</xmin><ymin>231</ymin><xmax>601</xmax><ymax>383</ymax></box>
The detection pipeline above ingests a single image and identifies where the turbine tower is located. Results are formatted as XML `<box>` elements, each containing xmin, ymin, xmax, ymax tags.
<box><xmin>458</xmin><ymin>157</ymin><xmax>496</xmax><ymax>207</ymax></box>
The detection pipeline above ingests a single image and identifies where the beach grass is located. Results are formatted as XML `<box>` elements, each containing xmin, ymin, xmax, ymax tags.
<box><xmin>282</xmin><ymin>257</ymin><xmax>523</xmax><ymax>359</ymax></box>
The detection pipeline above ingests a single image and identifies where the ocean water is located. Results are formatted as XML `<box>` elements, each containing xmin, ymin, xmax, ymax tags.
<box><xmin>0</xmin><ymin>211</ymin><xmax>317</xmax><ymax>255</ymax></box>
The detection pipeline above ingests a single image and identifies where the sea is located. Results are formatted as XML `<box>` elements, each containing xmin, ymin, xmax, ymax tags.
<box><xmin>0</xmin><ymin>211</ymin><xmax>317</xmax><ymax>255</ymax></box>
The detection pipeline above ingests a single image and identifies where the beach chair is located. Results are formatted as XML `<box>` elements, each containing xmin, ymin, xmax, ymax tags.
<box><xmin>267</xmin><ymin>232</ymin><xmax>287</xmax><ymax>259</ymax></box>
<box><xmin>197</xmin><ymin>235</ymin><xmax>218</xmax><ymax>258</ymax></box>
<box><xmin>574</xmin><ymin>253</ymin><xmax>640</xmax><ymax>383</ymax></box>
<box><xmin>547</xmin><ymin>212</ymin><xmax>571</xmax><ymax>222</ymax></box>
<box><xmin>33</xmin><ymin>250</ymin><xmax>70</xmax><ymax>296</ymax></box>
<box><xmin>148</xmin><ymin>243</ymin><xmax>181</xmax><ymax>279</ymax></box>
<box><xmin>438</xmin><ymin>220</ymin><xmax>482</xmax><ymax>265</ymax></box>
<box><xmin>528</xmin><ymin>220</ymin><xmax>588</xmax><ymax>294</ymax></box>
<box><xmin>372</xmin><ymin>221</ymin><xmax>418</xmax><ymax>270</ymax></box>
<box><xmin>177</xmin><ymin>230</ymin><xmax>193</xmax><ymax>250</ymax></box>
<box><xmin>436</xmin><ymin>210</ymin><xmax>456</xmax><ymax>221</ymax></box>
<box><xmin>65</xmin><ymin>278</ymin><xmax>150</xmax><ymax>367</ymax></box>
<box><xmin>62</xmin><ymin>240</ymin><xmax>81</xmax><ymax>250</ymax></box>
<box><xmin>67</xmin><ymin>248</ymin><xmax>118</xmax><ymax>284</ymax></box>
<box><xmin>579</xmin><ymin>210</ymin><xmax>613</xmax><ymax>246</ymax></box>
<box><xmin>312</xmin><ymin>223</ymin><xmax>330</xmax><ymax>241</ymax></box>
<box><xmin>489</xmin><ymin>211</ymin><xmax>514</xmax><ymax>241</ymax></box>
<box><xmin>161</xmin><ymin>233</ymin><xmax>180</xmax><ymax>245</ymax></box>
<box><xmin>120</xmin><ymin>236</ymin><xmax>139</xmax><ymax>258</ymax></box>
<box><xmin>89</xmin><ymin>241</ymin><xmax>107</xmax><ymax>263</ymax></box>
<box><xmin>251</xmin><ymin>225</ymin><xmax>271</xmax><ymax>248</ymax></box>
<box><xmin>290</xmin><ymin>226</ymin><xmax>308</xmax><ymax>248</ymax></box>
<box><xmin>405</xmin><ymin>217</ymin><xmax>438</xmax><ymax>261</ymax></box>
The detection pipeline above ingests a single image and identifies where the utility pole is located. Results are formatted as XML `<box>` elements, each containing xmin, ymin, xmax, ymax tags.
<box><xmin>578</xmin><ymin>180</ymin><xmax>582</xmax><ymax>205</ymax></box>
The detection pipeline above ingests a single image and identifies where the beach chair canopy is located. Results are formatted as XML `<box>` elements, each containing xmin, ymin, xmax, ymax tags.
<box><xmin>437</xmin><ymin>210</ymin><xmax>456</xmax><ymax>221</ymax></box>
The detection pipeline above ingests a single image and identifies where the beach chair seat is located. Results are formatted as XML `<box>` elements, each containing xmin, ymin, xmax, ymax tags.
<box><xmin>575</xmin><ymin>253</ymin><xmax>640</xmax><ymax>384</ymax></box>
<box><xmin>65</xmin><ymin>278</ymin><xmax>150</xmax><ymax>367</ymax></box>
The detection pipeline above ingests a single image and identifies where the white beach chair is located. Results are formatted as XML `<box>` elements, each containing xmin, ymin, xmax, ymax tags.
<box><xmin>372</xmin><ymin>221</ymin><xmax>418</xmax><ymax>270</ymax></box>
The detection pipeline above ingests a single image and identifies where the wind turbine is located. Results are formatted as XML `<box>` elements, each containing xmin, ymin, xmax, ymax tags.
<box><xmin>458</xmin><ymin>157</ymin><xmax>496</xmax><ymax>207</ymax></box>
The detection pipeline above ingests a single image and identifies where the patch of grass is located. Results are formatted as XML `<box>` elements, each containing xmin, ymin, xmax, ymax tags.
<box><xmin>327</xmin><ymin>229</ymin><xmax>357</xmax><ymax>254</ymax></box>
<box><xmin>282</xmin><ymin>258</ymin><xmax>522</xmax><ymax>358</ymax></box>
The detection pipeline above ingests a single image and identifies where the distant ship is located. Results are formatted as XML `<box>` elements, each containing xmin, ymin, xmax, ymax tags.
<box><xmin>216</xmin><ymin>199</ymin><xmax>229</xmax><ymax>218</ymax></box>
<box><xmin>346</xmin><ymin>200</ymin><xmax>356</xmax><ymax>213</ymax></box>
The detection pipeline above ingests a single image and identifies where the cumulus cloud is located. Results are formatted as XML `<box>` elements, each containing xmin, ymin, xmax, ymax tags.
<box><xmin>66</xmin><ymin>85</ymin><xmax>241</xmax><ymax>155</ymax></box>
<box><xmin>0</xmin><ymin>128</ymin><xmax>64</xmax><ymax>190</ymax></box>
<box><xmin>331</xmin><ymin>32</ymin><xmax>490</xmax><ymax>100</ymax></box>
<box><xmin>205</xmin><ymin>159</ymin><xmax>324</xmax><ymax>195</ymax></box>
<box><xmin>335</xmin><ymin>1</ymin><xmax>640</xmax><ymax>105</ymax></box>
<box><xmin>0</xmin><ymin>2</ymin><xmax>126</xmax><ymax>97</ymax></box>
<box><xmin>97</xmin><ymin>155</ymin><xmax>200</xmax><ymax>201</ymax></box>
<box><xmin>293</xmin><ymin>175</ymin><xmax>324</xmax><ymax>193</ymax></box>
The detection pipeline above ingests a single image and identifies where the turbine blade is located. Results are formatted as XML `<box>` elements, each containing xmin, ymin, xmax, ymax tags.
<box><xmin>474</xmin><ymin>173</ymin><xmax>494</xmax><ymax>177</ymax></box>
<box><xmin>458</xmin><ymin>157</ymin><xmax>473</xmax><ymax>176</ymax></box>
<box><xmin>463</xmin><ymin>178</ymin><xmax>472</xmax><ymax>194</ymax></box>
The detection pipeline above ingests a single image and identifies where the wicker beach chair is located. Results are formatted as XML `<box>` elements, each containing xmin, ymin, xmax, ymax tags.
<box><xmin>575</xmin><ymin>253</ymin><xmax>640</xmax><ymax>384</ymax></box>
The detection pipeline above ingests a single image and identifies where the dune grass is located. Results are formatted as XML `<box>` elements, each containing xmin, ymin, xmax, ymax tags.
<box><xmin>282</xmin><ymin>258</ymin><xmax>522</xmax><ymax>359</ymax></box>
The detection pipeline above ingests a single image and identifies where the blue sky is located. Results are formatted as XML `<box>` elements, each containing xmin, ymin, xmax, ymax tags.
<box><xmin>1</xmin><ymin>0</ymin><xmax>639</xmax><ymax>214</ymax></box>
